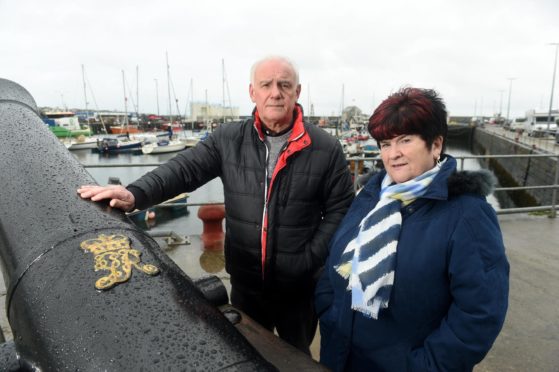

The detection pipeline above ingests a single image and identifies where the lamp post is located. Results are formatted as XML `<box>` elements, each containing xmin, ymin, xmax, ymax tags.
<box><xmin>154</xmin><ymin>78</ymin><xmax>160</xmax><ymax>116</ymax></box>
<box><xmin>546</xmin><ymin>43</ymin><xmax>559</xmax><ymax>131</ymax></box>
<box><xmin>506</xmin><ymin>77</ymin><xmax>516</xmax><ymax>125</ymax></box>
<box><xmin>498</xmin><ymin>90</ymin><xmax>505</xmax><ymax>118</ymax></box>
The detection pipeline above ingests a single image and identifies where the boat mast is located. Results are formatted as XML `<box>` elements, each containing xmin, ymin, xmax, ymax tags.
<box><xmin>81</xmin><ymin>64</ymin><xmax>89</xmax><ymax>124</ymax></box>
<box><xmin>81</xmin><ymin>67</ymin><xmax>109</xmax><ymax>134</ymax></box>
<box><xmin>166</xmin><ymin>51</ymin><xmax>173</xmax><ymax>124</ymax></box>
<box><xmin>60</xmin><ymin>93</ymin><xmax>67</xmax><ymax>111</ymax></box>
<box><xmin>221</xmin><ymin>59</ymin><xmax>233</xmax><ymax>123</ymax></box>
<box><xmin>205</xmin><ymin>89</ymin><xmax>210</xmax><ymax>132</ymax></box>
<box><xmin>136</xmin><ymin>65</ymin><xmax>140</xmax><ymax>124</ymax></box>
<box><xmin>308</xmin><ymin>84</ymin><xmax>315</xmax><ymax>117</ymax></box>
<box><xmin>337</xmin><ymin>84</ymin><xmax>344</xmax><ymax>138</ymax></box>
<box><xmin>183</xmin><ymin>77</ymin><xmax>194</xmax><ymax>130</ymax></box>
<box><xmin>154</xmin><ymin>78</ymin><xmax>160</xmax><ymax>116</ymax></box>
<box><xmin>222</xmin><ymin>59</ymin><xmax>225</xmax><ymax>125</ymax></box>
<box><xmin>190</xmin><ymin>78</ymin><xmax>194</xmax><ymax>130</ymax></box>
<box><xmin>122</xmin><ymin>70</ymin><xmax>129</xmax><ymax>130</ymax></box>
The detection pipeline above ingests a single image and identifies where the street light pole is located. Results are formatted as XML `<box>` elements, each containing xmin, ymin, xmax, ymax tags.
<box><xmin>506</xmin><ymin>77</ymin><xmax>516</xmax><ymax>125</ymax></box>
<box><xmin>546</xmin><ymin>43</ymin><xmax>559</xmax><ymax>131</ymax></box>
<box><xmin>498</xmin><ymin>90</ymin><xmax>505</xmax><ymax>117</ymax></box>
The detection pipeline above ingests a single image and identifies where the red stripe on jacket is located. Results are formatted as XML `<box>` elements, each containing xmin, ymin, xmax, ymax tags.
<box><xmin>253</xmin><ymin>105</ymin><xmax>311</xmax><ymax>277</ymax></box>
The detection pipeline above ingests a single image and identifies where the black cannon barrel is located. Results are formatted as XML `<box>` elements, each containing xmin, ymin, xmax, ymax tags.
<box><xmin>0</xmin><ymin>78</ymin><xmax>276</xmax><ymax>371</ymax></box>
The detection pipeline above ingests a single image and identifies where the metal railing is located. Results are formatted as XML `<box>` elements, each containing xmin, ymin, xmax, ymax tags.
<box><xmin>347</xmin><ymin>153</ymin><xmax>559</xmax><ymax>217</ymax></box>
<box><xmin>83</xmin><ymin>152</ymin><xmax>559</xmax><ymax>218</ymax></box>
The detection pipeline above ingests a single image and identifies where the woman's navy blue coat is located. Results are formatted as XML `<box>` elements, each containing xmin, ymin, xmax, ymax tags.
<box><xmin>315</xmin><ymin>155</ymin><xmax>509</xmax><ymax>371</ymax></box>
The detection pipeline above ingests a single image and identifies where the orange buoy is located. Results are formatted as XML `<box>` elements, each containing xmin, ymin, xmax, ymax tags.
<box><xmin>197</xmin><ymin>204</ymin><xmax>225</xmax><ymax>250</ymax></box>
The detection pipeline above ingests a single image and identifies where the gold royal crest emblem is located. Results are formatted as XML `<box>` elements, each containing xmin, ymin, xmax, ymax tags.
<box><xmin>80</xmin><ymin>234</ymin><xmax>159</xmax><ymax>290</ymax></box>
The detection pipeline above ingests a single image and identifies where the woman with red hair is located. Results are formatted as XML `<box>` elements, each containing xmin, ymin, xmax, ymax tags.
<box><xmin>315</xmin><ymin>87</ymin><xmax>509</xmax><ymax>371</ymax></box>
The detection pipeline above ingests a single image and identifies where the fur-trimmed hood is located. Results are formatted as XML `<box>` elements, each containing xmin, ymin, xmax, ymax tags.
<box><xmin>448</xmin><ymin>169</ymin><xmax>496</xmax><ymax>197</ymax></box>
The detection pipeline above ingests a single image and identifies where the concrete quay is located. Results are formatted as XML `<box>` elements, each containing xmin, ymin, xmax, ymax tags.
<box><xmin>474</xmin><ymin>213</ymin><xmax>559</xmax><ymax>372</ymax></box>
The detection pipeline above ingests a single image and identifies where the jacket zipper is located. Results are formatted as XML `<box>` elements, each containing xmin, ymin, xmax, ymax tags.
<box><xmin>254</xmin><ymin>116</ymin><xmax>308</xmax><ymax>280</ymax></box>
<box><xmin>260</xmin><ymin>139</ymin><xmax>269</xmax><ymax>279</ymax></box>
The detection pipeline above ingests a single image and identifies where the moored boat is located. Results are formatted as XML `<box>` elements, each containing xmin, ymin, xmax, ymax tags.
<box><xmin>64</xmin><ymin>135</ymin><xmax>99</xmax><ymax>150</ymax></box>
<box><xmin>178</xmin><ymin>131</ymin><xmax>208</xmax><ymax>148</ymax></box>
<box><xmin>50</xmin><ymin>126</ymin><xmax>91</xmax><ymax>138</ymax></box>
<box><xmin>181</xmin><ymin>136</ymin><xmax>201</xmax><ymax>148</ymax></box>
<box><xmin>142</xmin><ymin>139</ymin><xmax>186</xmax><ymax>154</ymax></box>
<box><xmin>43</xmin><ymin>111</ymin><xmax>91</xmax><ymax>138</ymax></box>
<box><xmin>96</xmin><ymin>137</ymin><xmax>142</xmax><ymax>153</ymax></box>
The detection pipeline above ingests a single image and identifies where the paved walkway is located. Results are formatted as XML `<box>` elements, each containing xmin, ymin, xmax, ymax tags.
<box><xmin>483</xmin><ymin>125</ymin><xmax>559</xmax><ymax>155</ymax></box>
<box><xmin>475</xmin><ymin>213</ymin><xmax>559</xmax><ymax>372</ymax></box>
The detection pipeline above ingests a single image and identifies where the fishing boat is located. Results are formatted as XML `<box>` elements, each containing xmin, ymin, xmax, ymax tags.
<box><xmin>142</xmin><ymin>139</ymin><xmax>186</xmax><ymax>154</ymax></box>
<box><xmin>43</xmin><ymin>111</ymin><xmax>91</xmax><ymax>138</ymax></box>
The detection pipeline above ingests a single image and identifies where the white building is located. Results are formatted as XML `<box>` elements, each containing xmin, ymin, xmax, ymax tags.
<box><xmin>189</xmin><ymin>102</ymin><xmax>239</xmax><ymax>123</ymax></box>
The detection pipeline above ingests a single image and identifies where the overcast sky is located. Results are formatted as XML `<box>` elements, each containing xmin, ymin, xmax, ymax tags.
<box><xmin>1</xmin><ymin>0</ymin><xmax>558</xmax><ymax>118</ymax></box>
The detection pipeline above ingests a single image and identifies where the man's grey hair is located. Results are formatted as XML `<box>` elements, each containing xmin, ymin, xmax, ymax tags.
<box><xmin>250</xmin><ymin>56</ymin><xmax>300</xmax><ymax>85</ymax></box>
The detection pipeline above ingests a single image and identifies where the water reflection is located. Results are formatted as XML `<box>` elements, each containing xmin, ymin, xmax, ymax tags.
<box><xmin>199</xmin><ymin>249</ymin><xmax>225</xmax><ymax>274</ymax></box>
<box><xmin>72</xmin><ymin>149</ymin><xmax>177</xmax><ymax>186</ymax></box>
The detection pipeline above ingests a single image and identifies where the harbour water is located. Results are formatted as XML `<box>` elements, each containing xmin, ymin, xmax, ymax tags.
<box><xmin>445</xmin><ymin>145</ymin><xmax>501</xmax><ymax>210</ymax></box>
<box><xmin>72</xmin><ymin>141</ymin><xmax>501</xmax><ymax>229</ymax></box>
<box><xmin>73</xmin><ymin>147</ymin><xmax>225</xmax><ymax>237</ymax></box>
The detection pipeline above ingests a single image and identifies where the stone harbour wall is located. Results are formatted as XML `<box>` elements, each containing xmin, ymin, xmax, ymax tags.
<box><xmin>473</xmin><ymin>129</ymin><xmax>558</xmax><ymax>207</ymax></box>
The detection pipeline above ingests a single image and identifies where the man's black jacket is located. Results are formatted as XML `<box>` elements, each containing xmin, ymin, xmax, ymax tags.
<box><xmin>128</xmin><ymin>108</ymin><xmax>354</xmax><ymax>296</ymax></box>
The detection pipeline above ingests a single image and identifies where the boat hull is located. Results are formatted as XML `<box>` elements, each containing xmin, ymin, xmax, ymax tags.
<box><xmin>65</xmin><ymin>138</ymin><xmax>98</xmax><ymax>150</ymax></box>
<box><xmin>49</xmin><ymin>126</ymin><xmax>91</xmax><ymax>138</ymax></box>
<box><xmin>142</xmin><ymin>141</ymin><xmax>186</xmax><ymax>154</ymax></box>
<box><xmin>96</xmin><ymin>138</ymin><xmax>143</xmax><ymax>153</ymax></box>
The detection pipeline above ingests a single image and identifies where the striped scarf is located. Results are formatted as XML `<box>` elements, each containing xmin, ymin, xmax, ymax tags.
<box><xmin>335</xmin><ymin>160</ymin><xmax>444</xmax><ymax>319</ymax></box>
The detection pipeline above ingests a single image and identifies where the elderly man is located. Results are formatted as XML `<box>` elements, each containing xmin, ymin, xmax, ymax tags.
<box><xmin>78</xmin><ymin>56</ymin><xmax>354</xmax><ymax>354</ymax></box>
